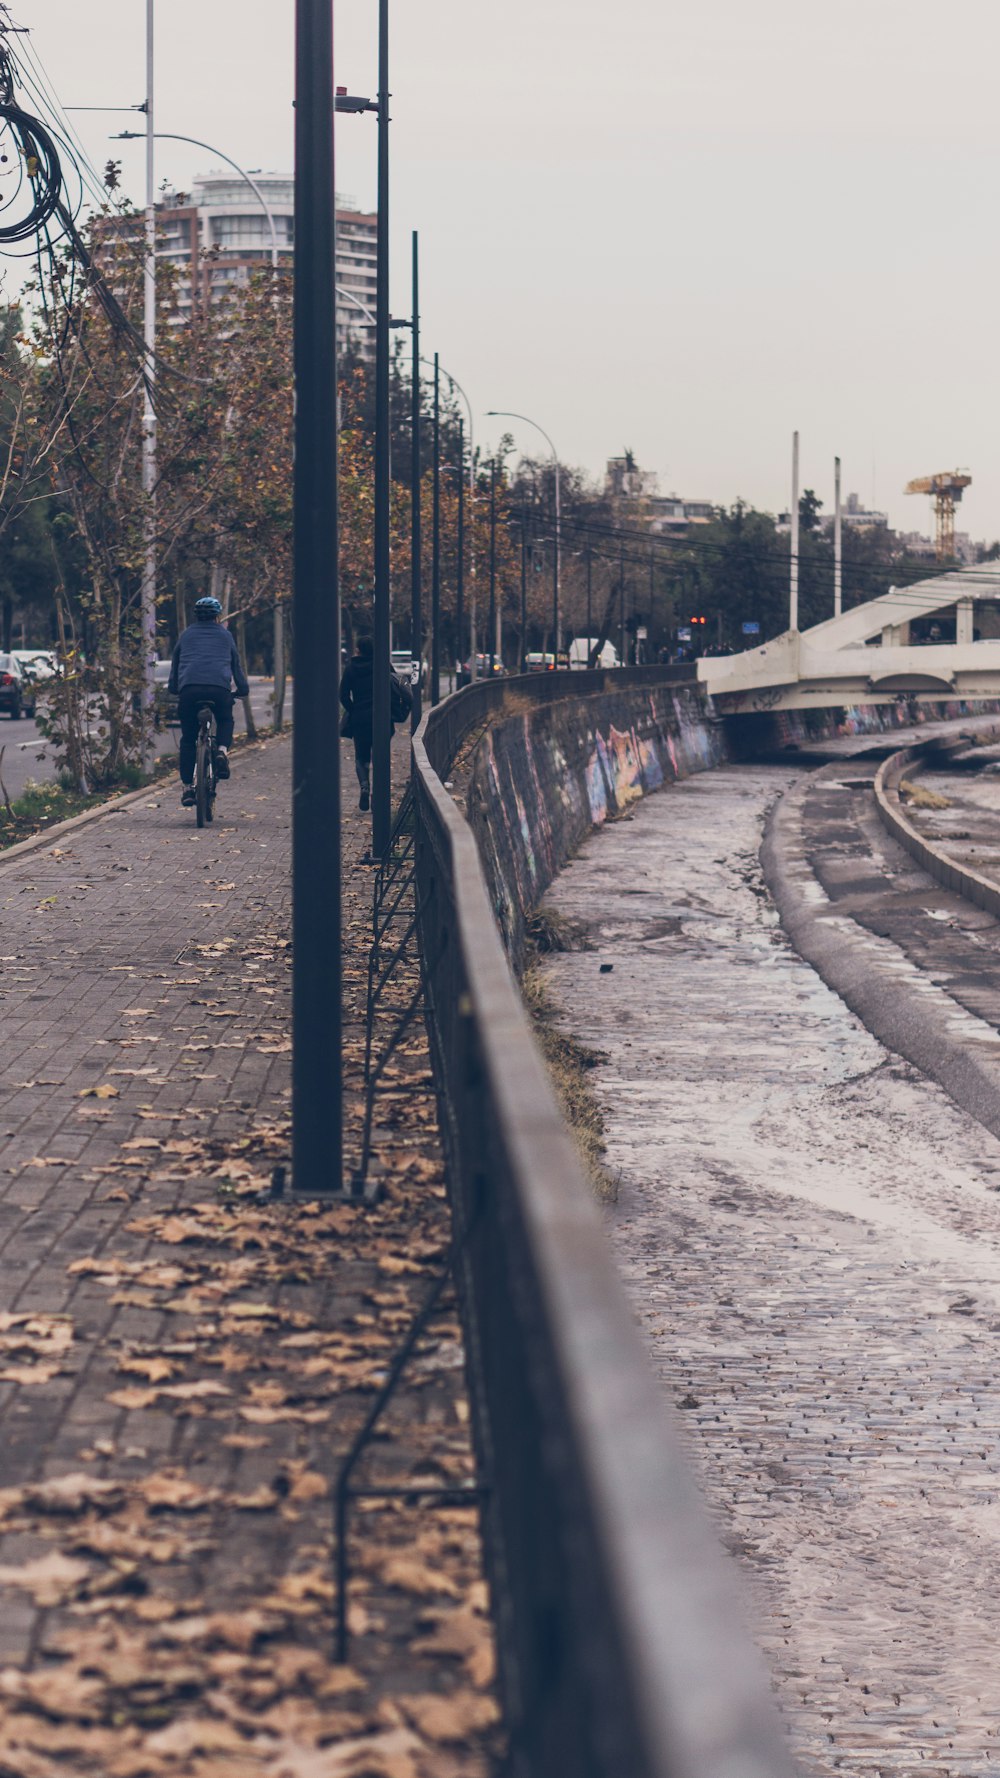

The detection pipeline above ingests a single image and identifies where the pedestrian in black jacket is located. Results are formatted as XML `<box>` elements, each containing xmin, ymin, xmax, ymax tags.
<box><xmin>339</xmin><ymin>636</ymin><xmax>412</xmax><ymax>812</ymax></box>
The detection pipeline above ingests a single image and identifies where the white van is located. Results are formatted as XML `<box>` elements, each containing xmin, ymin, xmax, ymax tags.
<box><xmin>568</xmin><ymin>637</ymin><xmax>619</xmax><ymax>670</ymax></box>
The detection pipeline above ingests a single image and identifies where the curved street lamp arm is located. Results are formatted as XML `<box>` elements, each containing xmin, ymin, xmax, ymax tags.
<box><xmin>115</xmin><ymin>129</ymin><xmax>280</xmax><ymax>270</ymax></box>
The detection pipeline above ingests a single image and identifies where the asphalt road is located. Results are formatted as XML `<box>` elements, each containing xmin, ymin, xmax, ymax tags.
<box><xmin>0</xmin><ymin>679</ymin><xmax>286</xmax><ymax>801</ymax></box>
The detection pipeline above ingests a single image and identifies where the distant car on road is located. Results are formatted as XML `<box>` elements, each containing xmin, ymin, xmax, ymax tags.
<box><xmin>567</xmin><ymin>638</ymin><xmax>619</xmax><ymax>670</ymax></box>
<box><xmin>457</xmin><ymin>654</ymin><xmax>506</xmax><ymax>687</ymax></box>
<box><xmin>0</xmin><ymin>652</ymin><xmax>27</xmax><ymax>719</ymax></box>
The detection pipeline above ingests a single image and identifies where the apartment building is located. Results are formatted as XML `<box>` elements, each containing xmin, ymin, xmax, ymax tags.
<box><xmin>131</xmin><ymin>175</ymin><xmax>377</xmax><ymax>353</ymax></box>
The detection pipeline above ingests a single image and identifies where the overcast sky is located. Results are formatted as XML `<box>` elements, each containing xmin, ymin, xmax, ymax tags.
<box><xmin>13</xmin><ymin>0</ymin><xmax>1000</xmax><ymax>538</ymax></box>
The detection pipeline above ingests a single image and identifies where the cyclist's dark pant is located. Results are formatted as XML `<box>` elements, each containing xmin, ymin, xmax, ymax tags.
<box><xmin>178</xmin><ymin>687</ymin><xmax>235</xmax><ymax>785</ymax></box>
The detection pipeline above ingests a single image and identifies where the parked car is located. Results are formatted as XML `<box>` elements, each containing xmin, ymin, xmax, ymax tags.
<box><xmin>11</xmin><ymin>649</ymin><xmax>59</xmax><ymax>717</ymax></box>
<box><xmin>567</xmin><ymin>638</ymin><xmax>619</xmax><ymax>669</ymax></box>
<box><xmin>153</xmin><ymin>659</ymin><xmax>177</xmax><ymax>729</ymax></box>
<box><xmin>0</xmin><ymin>652</ymin><xmax>26</xmax><ymax>719</ymax></box>
<box><xmin>390</xmin><ymin>648</ymin><xmax>423</xmax><ymax>689</ymax></box>
<box><xmin>457</xmin><ymin>655</ymin><xmax>506</xmax><ymax>688</ymax></box>
<box><xmin>12</xmin><ymin>648</ymin><xmax>58</xmax><ymax>684</ymax></box>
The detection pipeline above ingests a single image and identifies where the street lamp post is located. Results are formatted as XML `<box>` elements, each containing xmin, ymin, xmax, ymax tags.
<box><xmin>487</xmin><ymin>409</ymin><xmax>560</xmax><ymax>659</ymax></box>
<box><xmin>520</xmin><ymin>505</ymin><xmax>528</xmax><ymax>672</ymax></box>
<box><xmin>293</xmin><ymin>0</ymin><xmax>340</xmax><ymax>1194</ymax></box>
<box><xmin>114</xmin><ymin>125</ymin><xmax>289</xmax><ymax>727</ymax></box>
<box><xmin>431</xmin><ymin>353</ymin><xmax>441</xmax><ymax>704</ymax></box>
<box><xmin>140</xmin><ymin>0</ymin><xmax>156</xmax><ymax>742</ymax></box>
<box><xmin>370</xmin><ymin>0</ymin><xmax>391</xmax><ymax>857</ymax></box>
<box><xmin>410</xmin><ymin>232</ymin><xmax>421</xmax><ymax>731</ymax></box>
<box><xmin>488</xmin><ymin>458</ymin><xmax>497</xmax><ymax>674</ymax></box>
<box><xmin>114</xmin><ymin>128</ymin><xmax>281</xmax><ymax>271</ymax></box>
<box><xmin>455</xmin><ymin>418</ymin><xmax>465</xmax><ymax>683</ymax></box>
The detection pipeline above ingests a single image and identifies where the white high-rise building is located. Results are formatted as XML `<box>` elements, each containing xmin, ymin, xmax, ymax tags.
<box><xmin>152</xmin><ymin>174</ymin><xmax>377</xmax><ymax>355</ymax></box>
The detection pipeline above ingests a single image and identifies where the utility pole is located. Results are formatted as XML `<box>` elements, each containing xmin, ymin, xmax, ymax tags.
<box><xmin>488</xmin><ymin>458</ymin><xmax>497</xmax><ymax>675</ymax></box>
<box><xmin>371</xmin><ymin>0</ymin><xmax>391</xmax><ymax>854</ymax></box>
<box><xmin>455</xmin><ymin>418</ymin><xmax>464</xmax><ymax>682</ymax></box>
<box><xmin>790</xmin><ymin>429</ymin><xmax>800</xmax><ymax>633</ymax></box>
<box><xmin>553</xmin><ymin>459</ymin><xmax>561</xmax><ymax>661</ymax></box>
<box><xmin>520</xmin><ymin>504</ymin><xmax>527</xmax><ymax>671</ymax></box>
<box><xmin>410</xmin><ymin>232</ymin><xmax>421</xmax><ymax>731</ymax></box>
<box><xmin>619</xmin><ymin>538</ymin><xmax>625</xmax><ymax>662</ymax></box>
<box><xmin>586</xmin><ymin>546</ymin><xmax>592</xmax><ymax>656</ymax></box>
<box><xmin>141</xmin><ymin>0</ymin><xmax>156</xmax><ymax>738</ymax></box>
<box><xmin>431</xmin><ymin>351</ymin><xmax>440</xmax><ymax>703</ymax></box>
<box><xmin>292</xmin><ymin>0</ymin><xmax>341</xmax><ymax>1194</ymax></box>
<box><xmin>834</xmin><ymin>454</ymin><xmax>843</xmax><ymax>619</ymax></box>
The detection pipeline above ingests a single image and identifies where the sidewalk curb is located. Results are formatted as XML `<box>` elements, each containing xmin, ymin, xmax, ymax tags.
<box><xmin>0</xmin><ymin>734</ymin><xmax>279</xmax><ymax>869</ymax></box>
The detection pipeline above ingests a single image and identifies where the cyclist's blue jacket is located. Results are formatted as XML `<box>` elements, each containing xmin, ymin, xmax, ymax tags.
<box><xmin>168</xmin><ymin>623</ymin><xmax>250</xmax><ymax>699</ymax></box>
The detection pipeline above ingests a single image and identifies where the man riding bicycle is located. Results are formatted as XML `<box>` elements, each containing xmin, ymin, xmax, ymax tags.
<box><xmin>168</xmin><ymin>597</ymin><xmax>250</xmax><ymax>808</ymax></box>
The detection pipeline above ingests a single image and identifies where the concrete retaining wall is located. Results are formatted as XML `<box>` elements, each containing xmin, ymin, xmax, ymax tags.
<box><xmin>464</xmin><ymin>681</ymin><xmax>728</xmax><ymax>963</ymax></box>
<box><xmin>460</xmin><ymin>681</ymin><xmax>1000</xmax><ymax>967</ymax></box>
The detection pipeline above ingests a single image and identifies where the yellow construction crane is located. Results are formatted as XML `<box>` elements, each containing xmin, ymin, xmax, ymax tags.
<box><xmin>905</xmin><ymin>470</ymin><xmax>972</xmax><ymax>561</ymax></box>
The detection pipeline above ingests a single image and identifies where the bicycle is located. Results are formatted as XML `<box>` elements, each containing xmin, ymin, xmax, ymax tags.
<box><xmin>194</xmin><ymin>702</ymin><xmax>218</xmax><ymax>828</ymax></box>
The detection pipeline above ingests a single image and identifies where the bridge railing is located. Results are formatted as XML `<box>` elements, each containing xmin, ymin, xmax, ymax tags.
<box><xmin>411</xmin><ymin>670</ymin><xmax>788</xmax><ymax>1778</ymax></box>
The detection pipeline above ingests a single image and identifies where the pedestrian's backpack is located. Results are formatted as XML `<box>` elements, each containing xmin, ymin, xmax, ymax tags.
<box><xmin>390</xmin><ymin>673</ymin><xmax>412</xmax><ymax>724</ymax></box>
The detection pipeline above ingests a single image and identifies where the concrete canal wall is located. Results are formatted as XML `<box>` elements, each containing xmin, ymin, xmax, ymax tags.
<box><xmin>463</xmin><ymin>682</ymin><xmax>998</xmax><ymax>965</ymax></box>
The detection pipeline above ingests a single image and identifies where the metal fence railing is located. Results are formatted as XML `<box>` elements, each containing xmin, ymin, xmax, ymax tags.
<box><xmin>412</xmin><ymin>671</ymin><xmax>790</xmax><ymax>1778</ymax></box>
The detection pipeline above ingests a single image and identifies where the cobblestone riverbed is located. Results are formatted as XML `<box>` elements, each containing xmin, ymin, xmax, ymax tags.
<box><xmin>543</xmin><ymin>762</ymin><xmax>1000</xmax><ymax>1778</ymax></box>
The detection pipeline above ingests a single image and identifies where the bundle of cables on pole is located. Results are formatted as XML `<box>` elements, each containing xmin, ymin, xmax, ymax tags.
<box><xmin>0</xmin><ymin>25</ymin><xmax>152</xmax><ymax>372</ymax></box>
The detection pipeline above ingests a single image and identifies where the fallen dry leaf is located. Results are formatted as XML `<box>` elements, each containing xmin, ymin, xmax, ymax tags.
<box><xmin>0</xmin><ymin>1551</ymin><xmax>91</xmax><ymax>1604</ymax></box>
<box><xmin>400</xmin><ymin>1688</ymin><xmax>500</xmax><ymax>1743</ymax></box>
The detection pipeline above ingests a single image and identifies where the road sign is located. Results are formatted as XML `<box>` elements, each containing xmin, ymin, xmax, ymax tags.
<box><xmin>677</xmin><ymin>627</ymin><xmax>692</xmax><ymax>642</ymax></box>
<box><xmin>636</xmin><ymin>626</ymin><xmax>647</xmax><ymax>640</ymax></box>
<box><xmin>741</xmin><ymin>621</ymin><xmax>761</xmax><ymax>636</ymax></box>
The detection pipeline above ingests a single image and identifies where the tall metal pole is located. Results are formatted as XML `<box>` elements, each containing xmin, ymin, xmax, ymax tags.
<box><xmin>455</xmin><ymin>418</ymin><xmax>464</xmax><ymax>682</ymax></box>
<box><xmin>410</xmin><ymin>232</ymin><xmax>422</xmax><ymax>731</ymax></box>
<box><xmin>293</xmin><ymin>0</ymin><xmax>341</xmax><ymax>1193</ymax></box>
<box><xmin>834</xmin><ymin>454</ymin><xmax>843</xmax><ymax>618</ymax></box>
<box><xmin>520</xmin><ymin>505</ymin><xmax>527</xmax><ymax>672</ymax></box>
<box><xmin>553</xmin><ymin>459</ymin><xmax>561</xmax><ymax>660</ymax></box>
<box><xmin>141</xmin><ymin>0</ymin><xmax>156</xmax><ymax>737</ymax></box>
<box><xmin>431</xmin><ymin>351</ymin><xmax>441</xmax><ymax>703</ymax></box>
<box><xmin>790</xmin><ymin>429</ymin><xmax>800</xmax><ymax>633</ymax></box>
<box><xmin>488</xmin><ymin>459</ymin><xmax>497</xmax><ymax>675</ymax></box>
<box><xmin>586</xmin><ymin>546</ymin><xmax>592</xmax><ymax>656</ymax></box>
<box><xmin>371</xmin><ymin>0</ymin><xmax>391</xmax><ymax>855</ymax></box>
<box><xmin>619</xmin><ymin>539</ymin><xmax>626</xmax><ymax>663</ymax></box>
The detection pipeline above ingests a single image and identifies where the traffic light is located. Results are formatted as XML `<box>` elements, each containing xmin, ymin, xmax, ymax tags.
<box><xmin>689</xmin><ymin>615</ymin><xmax>706</xmax><ymax>626</ymax></box>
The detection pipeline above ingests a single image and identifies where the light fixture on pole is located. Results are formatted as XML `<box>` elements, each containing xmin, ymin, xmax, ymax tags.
<box><xmin>114</xmin><ymin>129</ymin><xmax>281</xmax><ymax>270</ymax></box>
<box><xmin>486</xmin><ymin>410</ymin><xmax>560</xmax><ymax>660</ymax></box>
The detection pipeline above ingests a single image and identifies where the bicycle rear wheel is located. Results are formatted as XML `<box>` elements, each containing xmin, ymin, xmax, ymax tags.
<box><xmin>195</xmin><ymin>730</ymin><xmax>210</xmax><ymax>828</ymax></box>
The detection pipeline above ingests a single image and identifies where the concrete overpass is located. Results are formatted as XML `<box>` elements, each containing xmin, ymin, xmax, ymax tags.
<box><xmin>699</xmin><ymin>565</ymin><xmax>1000</xmax><ymax>713</ymax></box>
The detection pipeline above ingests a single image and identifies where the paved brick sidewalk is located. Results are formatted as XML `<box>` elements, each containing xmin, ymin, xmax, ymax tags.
<box><xmin>0</xmin><ymin>737</ymin><xmax>500</xmax><ymax>1777</ymax></box>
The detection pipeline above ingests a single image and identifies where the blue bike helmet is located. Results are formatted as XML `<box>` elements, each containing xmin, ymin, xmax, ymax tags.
<box><xmin>195</xmin><ymin>596</ymin><xmax>223</xmax><ymax>620</ymax></box>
